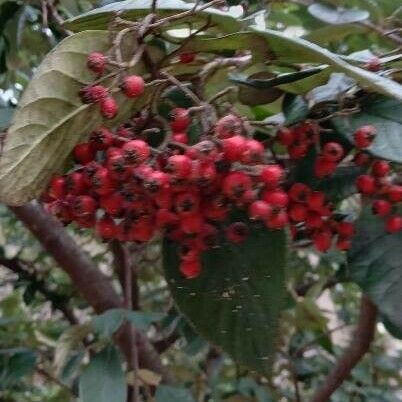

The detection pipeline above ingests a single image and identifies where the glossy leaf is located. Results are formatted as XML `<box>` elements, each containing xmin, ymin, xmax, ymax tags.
<box><xmin>64</xmin><ymin>0</ymin><xmax>241</xmax><ymax>33</ymax></box>
<box><xmin>332</xmin><ymin>96</ymin><xmax>402</xmax><ymax>162</ymax></box>
<box><xmin>0</xmin><ymin>348</ymin><xmax>36</xmax><ymax>388</ymax></box>
<box><xmin>0</xmin><ymin>30</ymin><xmax>151</xmax><ymax>206</ymax></box>
<box><xmin>348</xmin><ymin>209</ymin><xmax>402</xmax><ymax>335</ymax></box>
<box><xmin>283</xmin><ymin>94</ymin><xmax>309</xmax><ymax>125</ymax></box>
<box><xmin>308</xmin><ymin>4</ymin><xmax>369</xmax><ymax>24</ymax></box>
<box><xmin>79</xmin><ymin>345</ymin><xmax>126</xmax><ymax>402</ymax></box>
<box><xmin>163</xmin><ymin>225</ymin><xmax>286</xmax><ymax>374</ymax></box>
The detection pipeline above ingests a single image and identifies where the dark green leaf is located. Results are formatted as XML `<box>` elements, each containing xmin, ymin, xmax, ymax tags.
<box><xmin>308</xmin><ymin>4</ymin><xmax>369</xmax><ymax>24</ymax></box>
<box><xmin>163</xmin><ymin>225</ymin><xmax>286</xmax><ymax>374</ymax></box>
<box><xmin>332</xmin><ymin>96</ymin><xmax>402</xmax><ymax>162</ymax></box>
<box><xmin>79</xmin><ymin>345</ymin><xmax>126</xmax><ymax>402</ymax></box>
<box><xmin>0</xmin><ymin>348</ymin><xmax>36</xmax><ymax>388</ymax></box>
<box><xmin>283</xmin><ymin>94</ymin><xmax>309</xmax><ymax>125</ymax></box>
<box><xmin>348</xmin><ymin>209</ymin><xmax>402</xmax><ymax>335</ymax></box>
<box><xmin>155</xmin><ymin>385</ymin><xmax>196</xmax><ymax>402</ymax></box>
<box><xmin>231</xmin><ymin>67</ymin><xmax>325</xmax><ymax>89</ymax></box>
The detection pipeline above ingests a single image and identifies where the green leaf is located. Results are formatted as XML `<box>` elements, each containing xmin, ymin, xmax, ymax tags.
<box><xmin>0</xmin><ymin>348</ymin><xmax>36</xmax><ymax>388</ymax></box>
<box><xmin>304</xmin><ymin>24</ymin><xmax>368</xmax><ymax>45</ymax></box>
<box><xmin>283</xmin><ymin>94</ymin><xmax>309</xmax><ymax>125</ymax></box>
<box><xmin>308</xmin><ymin>4</ymin><xmax>369</xmax><ymax>24</ymax></box>
<box><xmin>92</xmin><ymin>308</ymin><xmax>164</xmax><ymax>338</ymax></box>
<box><xmin>155</xmin><ymin>385</ymin><xmax>196</xmax><ymax>402</ymax></box>
<box><xmin>64</xmin><ymin>0</ymin><xmax>241</xmax><ymax>33</ymax></box>
<box><xmin>348</xmin><ymin>209</ymin><xmax>402</xmax><ymax>335</ymax></box>
<box><xmin>332</xmin><ymin>96</ymin><xmax>402</xmax><ymax>162</ymax></box>
<box><xmin>163</xmin><ymin>225</ymin><xmax>286</xmax><ymax>374</ymax></box>
<box><xmin>79</xmin><ymin>345</ymin><xmax>126</xmax><ymax>402</ymax></box>
<box><xmin>231</xmin><ymin>67</ymin><xmax>325</xmax><ymax>89</ymax></box>
<box><xmin>185</xmin><ymin>29</ymin><xmax>402</xmax><ymax>101</ymax></box>
<box><xmin>0</xmin><ymin>30</ymin><xmax>151</xmax><ymax>206</ymax></box>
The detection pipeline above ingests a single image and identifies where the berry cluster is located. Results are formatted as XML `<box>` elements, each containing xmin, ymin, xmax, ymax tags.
<box><xmin>41</xmin><ymin>51</ymin><xmax>401</xmax><ymax>279</ymax></box>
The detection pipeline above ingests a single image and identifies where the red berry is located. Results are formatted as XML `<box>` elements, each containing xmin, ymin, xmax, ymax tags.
<box><xmin>100</xmin><ymin>97</ymin><xmax>118</xmax><ymax>119</ymax></box>
<box><xmin>73</xmin><ymin>195</ymin><xmax>97</xmax><ymax>217</ymax></box>
<box><xmin>314</xmin><ymin>156</ymin><xmax>336</xmax><ymax>178</ymax></box>
<box><xmin>73</xmin><ymin>142</ymin><xmax>96</xmax><ymax>164</ymax></box>
<box><xmin>156</xmin><ymin>209</ymin><xmax>179</xmax><ymax>228</ymax></box>
<box><xmin>225</xmin><ymin>222</ymin><xmax>249</xmax><ymax>243</ymax></box>
<box><xmin>372</xmin><ymin>199</ymin><xmax>391</xmax><ymax>217</ymax></box>
<box><xmin>305</xmin><ymin>211</ymin><xmax>323</xmax><ymax>229</ymax></box>
<box><xmin>313</xmin><ymin>230</ymin><xmax>332</xmax><ymax>252</ymax></box>
<box><xmin>307</xmin><ymin>191</ymin><xmax>326</xmax><ymax>211</ymax></box>
<box><xmin>262</xmin><ymin>189</ymin><xmax>289</xmax><ymax>208</ymax></box>
<box><xmin>322</xmin><ymin>142</ymin><xmax>344</xmax><ymax>162</ymax></box>
<box><xmin>289</xmin><ymin>183</ymin><xmax>311</xmax><ymax>203</ymax></box>
<box><xmin>96</xmin><ymin>216</ymin><xmax>117</xmax><ymax>239</ymax></box>
<box><xmin>215</xmin><ymin>114</ymin><xmax>243</xmax><ymax>138</ymax></box>
<box><xmin>265</xmin><ymin>210</ymin><xmax>288</xmax><ymax>229</ymax></box>
<box><xmin>170</xmin><ymin>108</ymin><xmax>190</xmax><ymax>132</ymax></box>
<box><xmin>89</xmin><ymin>127</ymin><xmax>114</xmax><ymax>150</ymax></box>
<box><xmin>365</xmin><ymin>56</ymin><xmax>381</xmax><ymax>72</ymax></box>
<box><xmin>354</xmin><ymin>125</ymin><xmax>376</xmax><ymax>149</ymax></box>
<box><xmin>353</xmin><ymin>152</ymin><xmax>372</xmax><ymax>166</ymax></box>
<box><xmin>336</xmin><ymin>237</ymin><xmax>352</xmax><ymax>251</ymax></box>
<box><xmin>249</xmin><ymin>200</ymin><xmax>272</xmax><ymax>220</ymax></box>
<box><xmin>122</xmin><ymin>140</ymin><xmax>150</xmax><ymax>166</ymax></box>
<box><xmin>92</xmin><ymin>167</ymin><xmax>116</xmax><ymax>195</ymax></box>
<box><xmin>337</xmin><ymin>221</ymin><xmax>355</xmax><ymax>237</ymax></box>
<box><xmin>222</xmin><ymin>135</ymin><xmax>247</xmax><ymax>162</ymax></box>
<box><xmin>175</xmin><ymin>192</ymin><xmax>200</xmax><ymax>216</ymax></box>
<box><xmin>276</xmin><ymin>127</ymin><xmax>295</xmax><ymax>146</ymax></box>
<box><xmin>222</xmin><ymin>172</ymin><xmax>252</xmax><ymax>200</ymax></box>
<box><xmin>181</xmin><ymin>214</ymin><xmax>204</xmax><ymax>234</ymax></box>
<box><xmin>180</xmin><ymin>258</ymin><xmax>201</xmax><ymax>279</ymax></box>
<box><xmin>387</xmin><ymin>185</ymin><xmax>402</xmax><ymax>203</ymax></box>
<box><xmin>241</xmin><ymin>139</ymin><xmax>264</xmax><ymax>164</ymax></box>
<box><xmin>100</xmin><ymin>192</ymin><xmax>124</xmax><ymax>216</ymax></box>
<box><xmin>179</xmin><ymin>52</ymin><xmax>196</xmax><ymax>64</ymax></box>
<box><xmin>259</xmin><ymin>164</ymin><xmax>283</xmax><ymax>188</ymax></box>
<box><xmin>288</xmin><ymin>143</ymin><xmax>309</xmax><ymax>159</ymax></box>
<box><xmin>121</xmin><ymin>75</ymin><xmax>145</xmax><ymax>98</ymax></box>
<box><xmin>87</xmin><ymin>52</ymin><xmax>106</xmax><ymax>75</ymax></box>
<box><xmin>289</xmin><ymin>203</ymin><xmax>307</xmax><ymax>222</ymax></box>
<box><xmin>49</xmin><ymin>176</ymin><xmax>66</xmax><ymax>199</ymax></box>
<box><xmin>144</xmin><ymin>170</ymin><xmax>170</xmax><ymax>193</ymax></box>
<box><xmin>79</xmin><ymin>85</ymin><xmax>108</xmax><ymax>104</ymax></box>
<box><xmin>166</xmin><ymin>154</ymin><xmax>192</xmax><ymax>178</ymax></box>
<box><xmin>371</xmin><ymin>160</ymin><xmax>390</xmax><ymax>177</ymax></box>
<box><xmin>385</xmin><ymin>215</ymin><xmax>402</xmax><ymax>233</ymax></box>
<box><xmin>296</xmin><ymin>121</ymin><xmax>320</xmax><ymax>144</ymax></box>
<box><xmin>356</xmin><ymin>175</ymin><xmax>376</xmax><ymax>195</ymax></box>
<box><xmin>66</xmin><ymin>172</ymin><xmax>88</xmax><ymax>195</ymax></box>
<box><xmin>173</xmin><ymin>133</ymin><xmax>188</xmax><ymax>144</ymax></box>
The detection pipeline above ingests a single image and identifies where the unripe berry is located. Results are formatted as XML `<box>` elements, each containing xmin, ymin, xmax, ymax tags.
<box><xmin>87</xmin><ymin>52</ymin><xmax>106</xmax><ymax>75</ymax></box>
<box><xmin>276</xmin><ymin>127</ymin><xmax>295</xmax><ymax>146</ymax></box>
<box><xmin>122</xmin><ymin>140</ymin><xmax>150</xmax><ymax>166</ymax></box>
<box><xmin>322</xmin><ymin>142</ymin><xmax>344</xmax><ymax>162</ymax></box>
<box><xmin>356</xmin><ymin>175</ymin><xmax>376</xmax><ymax>194</ymax></box>
<box><xmin>225</xmin><ymin>222</ymin><xmax>249</xmax><ymax>243</ymax></box>
<box><xmin>354</xmin><ymin>125</ymin><xmax>376</xmax><ymax>149</ymax></box>
<box><xmin>385</xmin><ymin>215</ymin><xmax>402</xmax><ymax>233</ymax></box>
<box><xmin>100</xmin><ymin>96</ymin><xmax>118</xmax><ymax>119</ymax></box>
<box><xmin>259</xmin><ymin>164</ymin><xmax>283</xmax><ymax>188</ymax></box>
<box><xmin>249</xmin><ymin>200</ymin><xmax>272</xmax><ymax>220</ymax></box>
<box><xmin>170</xmin><ymin>108</ymin><xmax>190</xmax><ymax>132</ymax></box>
<box><xmin>73</xmin><ymin>142</ymin><xmax>96</xmax><ymax>164</ymax></box>
<box><xmin>372</xmin><ymin>199</ymin><xmax>392</xmax><ymax>216</ymax></box>
<box><xmin>89</xmin><ymin>127</ymin><xmax>114</xmax><ymax>150</ymax></box>
<box><xmin>179</xmin><ymin>52</ymin><xmax>196</xmax><ymax>64</ymax></box>
<box><xmin>120</xmin><ymin>75</ymin><xmax>145</xmax><ymax>98</ymax></box>
<box><xmin>215</xmin><ymin>114</ymin><xmax>243</xmax><ymax>138</ymax></box>
<box><xmin>371</xmin><ymin>160</ymin><xmax>390</xmax><ymax>177</ymax></box>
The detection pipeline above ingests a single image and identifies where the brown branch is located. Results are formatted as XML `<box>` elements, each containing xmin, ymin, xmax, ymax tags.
<box><xmin>11</xmin><ymin>201</ymin><xmax>172</xmax><ymax>383</ymax></box>
<box><xmin>310</xmin><ymin>295</ymin><xmax>377</xmax><ymax>402</ymax></box>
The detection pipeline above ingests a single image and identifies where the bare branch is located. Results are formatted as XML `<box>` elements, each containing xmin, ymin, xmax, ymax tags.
<box><xmin>310</xmin><ymin>295</ymin><xmax>377</xmax><ymax>402</ymax></box>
